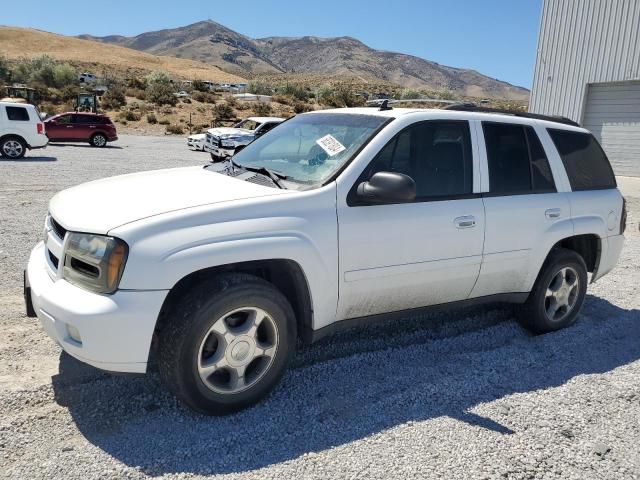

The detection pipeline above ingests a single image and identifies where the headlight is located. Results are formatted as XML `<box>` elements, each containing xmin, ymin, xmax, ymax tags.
<box><xmin>220</xmin><ymin>138</ymin><xmax>237</xmax><ymax>148</ymax></box>
<box><xmin>62</xmin><ymin>233</ymin><xmax>128</xmax><ymax>294</ymax></box>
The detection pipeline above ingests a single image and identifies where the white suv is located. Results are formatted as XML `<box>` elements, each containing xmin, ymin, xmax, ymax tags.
<box><xmin>205</xmin><ymin>116</ymin><xmax>284</xmax><ymax>161</ymax></box>
<box><xmin>25</xmin><ymin>106</ymin><xmax>626</xmax><ymax>414</ymax></box>
<box><xmin>0</xmin><ymin>102</ymin><xmax>48</xmax><ymax>159</ymax></box>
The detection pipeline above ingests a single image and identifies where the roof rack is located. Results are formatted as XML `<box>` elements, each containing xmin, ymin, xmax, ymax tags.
<box><xmin>443</xmin><ymin>103</ymin><xmax>580</xmax><ymax>127</ymax></box>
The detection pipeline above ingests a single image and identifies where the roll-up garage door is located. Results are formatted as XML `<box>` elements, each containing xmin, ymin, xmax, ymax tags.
<box><xmin>582</xmin><ymin>81</ymin><xmax>640</xmax><ymax>177</ymax></box>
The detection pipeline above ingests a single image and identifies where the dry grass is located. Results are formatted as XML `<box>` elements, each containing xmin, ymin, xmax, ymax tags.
<box><xmin>0</xmin><ymin>27</ymin><xmax>245</xmax><ymax>82</ymax></box>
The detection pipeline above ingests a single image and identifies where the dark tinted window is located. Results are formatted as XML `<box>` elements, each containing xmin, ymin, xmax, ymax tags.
<box><xmin>368</xmin><ymin>121</ymin><xmax>473</xmax><ymax>198</ymax></box>
<box><xmin>73</xmin><ymin>115</ymin><xmax>97</xmax><ymax>124</ymax></box>
<box><xmin>484</xmin><ymin>122</ymin><xmax>556</xmax><ymax>194</ymax></box>
<box><xmin>258</xmin><ymin>122</ymin><xmax>278</xmax><ymax>134</ymax></box>
<box><xmin>548</xmin><ymin>129</ymin><xmax>616</xmax><ymax>190</ymax></box>
<box><xmin>6</xmin><ymin>106</ymin><xmax>30</xmax><ymax>121</ymax></box>
<box><xmin>526</xmin><ymin>127</ymin><xmax>555</xmax><ymax>191</ymax></box>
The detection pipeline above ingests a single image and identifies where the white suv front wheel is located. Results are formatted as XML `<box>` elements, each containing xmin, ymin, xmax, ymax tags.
<box><xmin>158</xmin><ymin>273</ymin><xmax>296</xmax><ymax>415</ymax></box>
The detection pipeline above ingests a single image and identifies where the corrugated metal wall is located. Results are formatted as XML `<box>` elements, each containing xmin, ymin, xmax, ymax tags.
<box><xmin>529</xmin><ymin>0</ymin><xmax>640</xmax><ymax>122</ymax></box>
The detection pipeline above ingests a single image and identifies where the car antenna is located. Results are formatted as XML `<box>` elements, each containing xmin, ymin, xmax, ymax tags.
<box><xmin>378</xmin><ymin>99</ymin><xmax>393</xmax><ymax>111</ymax></box>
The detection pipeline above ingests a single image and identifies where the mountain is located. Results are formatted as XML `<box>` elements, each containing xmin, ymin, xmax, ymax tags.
<box><xmin>1</xmin><ymin>26</ymin><xmax>244</xmax><ymax>83</ymax></box>
<box><xmin>80</xmin><ymin>21</ymin><xmax>529</xmax><ymax>100</ymax></box>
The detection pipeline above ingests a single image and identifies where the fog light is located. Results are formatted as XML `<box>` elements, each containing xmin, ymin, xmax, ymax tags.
<box><xmin>66</xmin><ymin>324</ymin><xmax>82</xmax><ymax>344</ymax></box>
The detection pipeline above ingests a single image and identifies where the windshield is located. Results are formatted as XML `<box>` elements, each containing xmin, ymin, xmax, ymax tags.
<box><xmin>234</xmin><ymin>119</ymin><xmax>261</xmax><ymax>131</ymax></box>
<box><xmin>231</xmin><ymin>113</ymin><xmax>389</xmax><ymax>186</ymax></box>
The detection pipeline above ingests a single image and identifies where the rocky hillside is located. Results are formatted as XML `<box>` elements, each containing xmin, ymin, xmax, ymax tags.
<box><xmin>81</xmin><ymin>21</ymin><xmax>529</xmax><ymax>100</ymax></box>
<box><xmin>1</xmin><ymin>26</ymin><xmax>244</xmax><ymax>82</ymax></box>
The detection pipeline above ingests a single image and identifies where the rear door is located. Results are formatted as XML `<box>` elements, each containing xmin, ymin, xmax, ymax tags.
<box><xmin>71</xmin><ymin>114</ymin><xmax>94</xmax><ymax>141</ymax></box>
<box><xmin>471</xmin><ymin>121</ymin><xmax>572</xmax><ymax>297</ymax></box>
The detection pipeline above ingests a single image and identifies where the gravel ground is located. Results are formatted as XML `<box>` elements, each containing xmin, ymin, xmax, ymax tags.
<box><xmin>1</xmin><ymin>136</ymin><xmax>639</xmax><ymax>480</ymax></box>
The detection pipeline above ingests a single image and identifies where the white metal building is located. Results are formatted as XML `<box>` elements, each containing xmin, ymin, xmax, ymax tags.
<box><xmin>529</xmin><ymin>0</ymin><xmax>640</xmax><ymax>176</ymax></box>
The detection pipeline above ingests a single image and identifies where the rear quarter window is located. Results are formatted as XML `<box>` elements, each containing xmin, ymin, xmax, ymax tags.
<box><xmin>548</xmin><ymin>129</ymin><xmax>616</xmax><ymax>190</ymax></box>
<box><xmin>5</xmin><ymin>106</ymin><xmax>30</xmax><ymax>121</ymax></box>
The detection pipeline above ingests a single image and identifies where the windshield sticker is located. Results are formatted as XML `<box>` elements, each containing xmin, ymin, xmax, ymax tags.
<box><xmin>315</xmin><ymin>134</ymin><xmax>346</xmax><ymax>157</ymax></box>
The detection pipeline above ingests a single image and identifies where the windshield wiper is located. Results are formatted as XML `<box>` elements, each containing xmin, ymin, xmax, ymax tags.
<box><xmin>231</xmin><ymin>159</ymin><xmax>288</xmax><ymax>189</ymax></box>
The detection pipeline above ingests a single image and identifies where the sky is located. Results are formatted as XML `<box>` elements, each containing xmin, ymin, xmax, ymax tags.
<box><xmin>1</xmin><ymin>0</ymin><xmax>542</xmax><ymax>88</ymax></box>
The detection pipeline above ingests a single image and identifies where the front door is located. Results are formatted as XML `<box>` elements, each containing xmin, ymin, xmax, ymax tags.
<box><xmin>47</xmin><ymin>114</ymin><xmax>74</xmax><ymax>140</ymax></box>
<box><xmin>336</xmin><ymin>120</ymin><xmax>485</xmax><ymax>320</ymax></box>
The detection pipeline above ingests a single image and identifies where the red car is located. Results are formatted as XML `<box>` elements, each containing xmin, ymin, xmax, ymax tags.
<box><xmin>45</xmin><ymin>112</ymin><xmax>118</xmax><ymax>147</ymax></box>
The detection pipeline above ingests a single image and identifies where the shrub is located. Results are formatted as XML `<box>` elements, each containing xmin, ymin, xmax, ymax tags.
<box><xmin>191</xmin><ymin>79</ymin><xmax>210</xmax><ymax>92</ymax></box>
<box><xmin>101</xmin><ymin>85</ymin><xmax>126</xmax><ymax>110</ymax></box>
<box><xmin>146</xmin><ymin>71</ymin><xmax>177</xmax><ymax>106</ymax></box>
<box><xmin>118</xmin><ymin>110</ymin><xmax>140</xmax><ymax>122</ymax></box>
<box><xmin>273</xmin><ymin>94</ymin><xmax>293</xmax><ymax>106</ymax></box>
<box><xmin>52</xmin><ymin>63</ymin><xmax>76</xmax><ymax>88</ymax></box>
<box><xmin>146</xmin><ymin>113</ymin><xmax>158</xmax><ymax>124</ymax></box>
<box><xmin>213</xmin><ymin>102</ymin><xmax>235</xmax><ymax>120</ymax></box>
<box><xmin>0</xmin><ymin>55</ymin><xmax>10</xmax><ymax>82</ymax></box>
<box><xmin>318</xmin><ymin>85</ymin><xmax>364</xmax><ymax>108</ymax></box>
<box><xmin>226</xmin><ymin>95</ymin><xmax>238</xmax><ymax>108</ymax></box>
<box><xmin>399</xmin><ymin>89</ymin><xmax>421</xmax><ymax>100</ymax></box>
<box><xmin>126</xmin><ymin>77</ymin><xmax>147</xmax><ymax>90</ymax></box>
<box><xmin>158</xmin><ymin>118</ymin><xmax>170</xmax><ymax>125</ymax></box>
<box><xmin>59</xmin><ymin>84</ymin><xmax>81</xmax><ymax>102</ymax></box>
<box><xmin>253</xmin><ymin>101</ymin><xmax>272</xmax><ymax>116</ymax></box>
<box><xmin>192</xmin><ymin>91</ymin><xmax>217</xmax><ymax>103</ymax></box>
<box><xmin>247</xmin><ymin>80</ymin><xmax>272</xmax><ymax>95</ymax></box>
<box><xmin>166</xmin><ymin>123</ymin><xmax>184</xmax><ymax>134</ymax></box>
<box><xmin>280</xmin><ymin>83</ymin><xmax>308</xmax><ymax>101</ymax></box>
<box><xmin>293</xmin><ymin>101</ymin><xmax>314</xmax><ymax>114</ymax></box>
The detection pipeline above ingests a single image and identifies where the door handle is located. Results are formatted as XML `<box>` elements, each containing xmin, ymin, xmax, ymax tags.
<box><xmin>454</xmin><ymin>215</ymin><xmax>476</xmax><ymax>229</ymax></box>
<box><xmin>545</xmin><ymin>208</ymin><xmax>562</xmax><ymax>219</ymax></box>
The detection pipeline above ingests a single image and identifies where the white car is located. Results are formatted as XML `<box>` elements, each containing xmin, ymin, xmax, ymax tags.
<box><xmin>187</xmin><ymin>133</ymin><xmax>206</xmax><ymax>151</ymax></box>
<box><xmin>26</xmin><ymin>106</ymin><xmax>625</xmax><ymax>414</ymax></box>
<box><xmin>204</xmin><ymin>116</ymin><xmax>284</xmax><ymax>161</ymax></box>
<box><xmin>0</xmin><ymin>101</ymin><xmax>48</xmax><ymax>159</ymax></box>
<box><xmin>174</xmin><ymin>91</ymin><xmax>190</xmax><ymax>98</ymax></box>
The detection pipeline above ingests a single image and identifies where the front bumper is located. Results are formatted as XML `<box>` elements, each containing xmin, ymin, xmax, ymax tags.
<box><xmin>204</xmin><ymin>143</ymin><xmax>234</xmax><ymax>158</ymax></box>
<box><xmin>26</xmin><ymin>242</ymin><xmax>167</xmax><ymax>373</ymax></box>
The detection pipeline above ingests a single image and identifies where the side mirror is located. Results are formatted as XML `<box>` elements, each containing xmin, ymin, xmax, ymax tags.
<box><xmin>357</xmin><ymin>171</ymin><xmax>416</xmax><ymax>203</ymax></box>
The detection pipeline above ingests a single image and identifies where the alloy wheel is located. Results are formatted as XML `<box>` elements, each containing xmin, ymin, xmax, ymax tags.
<box><xmin>3</xmin><ymin>140</ymin><xmax>23</xmax><ymax>158</ymax></box>
<box><xmin>197</xmin><ymin>306</ymin><xmax>279</xmax><ymax>394</ymax></box>
<box><xmin>544</xmin><ymin>266</ymin><xmax>580</xmax><ymax>322</ymax></box>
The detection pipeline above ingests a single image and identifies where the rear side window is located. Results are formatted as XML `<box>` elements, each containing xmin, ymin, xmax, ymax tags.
<box><xmin>483</xmin><ymin>122</ymin><xmax>556</xmax><ymax>194</ymax></box>
<box><xmin>547</xmin><ymin>129</ymin><xmax>616</xmax><ymax>190</ymax></box>
<box><xmin>5</xmin><ymin>106</ymin><xmax>30</xmax><ymax>121</ymax></box>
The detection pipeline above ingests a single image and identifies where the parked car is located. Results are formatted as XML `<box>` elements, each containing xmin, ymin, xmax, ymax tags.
<box><xmin>78</xmin><ymin>72</ymin><xmax>97</xmax><ymax>84</ymax></box>
<box><xmin>25</xmin><ymin>107</ymin><xmax>626</xmax><ymax>415</ymax></box>
<box><xmin>0</xmin><ymin>101</ymin><xmax>48</xmax><ymax>159</ymax></box>
<box><xmin>44</xmin><ymin>112</ymin><xmax>117</xmax><ymax>147</ymax></box>
<box><xmin>205</xmin><ymin>116</ymin><xmax>284</xmax><ymax>161</ymax></box>
<box><xmin>174</xmin><ymin>91</ymin><xmax>190</xmax><ymax>98</ymax></box>
<box><xmin>187</xmin><ymin>133</ymin><xmax>206</xmax><ymax>151</ymax></box>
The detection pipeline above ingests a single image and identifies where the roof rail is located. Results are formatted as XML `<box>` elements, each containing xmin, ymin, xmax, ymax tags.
<box><xmin>443</xmin><ymin>103</ymin><xmax>580</xmax><ymax>127</ymax></box>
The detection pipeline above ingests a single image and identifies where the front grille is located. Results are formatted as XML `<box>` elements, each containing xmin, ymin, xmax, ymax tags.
<box><xmin>50</xmin><ymin>216</ymin><xmax>67</xmax><ymax>239</ymax></box>
<box><xmin>48</xmin><ymin>249</ymin><xmax>59</xmax><ymax>269</ymax></box>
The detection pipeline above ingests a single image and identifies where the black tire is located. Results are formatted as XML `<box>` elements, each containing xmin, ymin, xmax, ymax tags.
<box><xmin>210</xmin><ymin>152</ymin><xmax>221</xmax><ymax>162</ymax></box>
<box><xmin>90</xmin><ymin>133</ymin><xmax>107</xmax><ymax>147</ymax></box>
<box><xmin>157</xmin><ymin>273</ymin><xmax>296</xmax><ymax>415</ymax></box>
<box><xmin>519</xmin><ymin>248</ymin><xmax>588</xmax><ymax>334</ymax></box>
<box><xmin>0</xmin><ymin>136</ymin><xmax>27</xmax><ymax>159</ymax></box>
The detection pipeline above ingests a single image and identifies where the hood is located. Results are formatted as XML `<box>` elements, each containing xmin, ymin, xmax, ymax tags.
<box><xmin>207</xmin><ymin>127</ymin><xmax>253</xmax><ymax>138</ymax></box>
<box><xmin>189</xmin><ymin>133</ymin><xmax>206</xmax><ymax>140</ymax></box>
<box><xmin>49</xmin><ymin>166</ymin><xmax>286</xmax><ymax>234</ymax></box>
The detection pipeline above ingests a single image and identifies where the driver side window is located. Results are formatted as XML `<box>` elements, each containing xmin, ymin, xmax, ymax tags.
<box><xmin>365</xmin><ymin>120</ymin><xmax>474</xmax><ymax>200</ymax></box>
